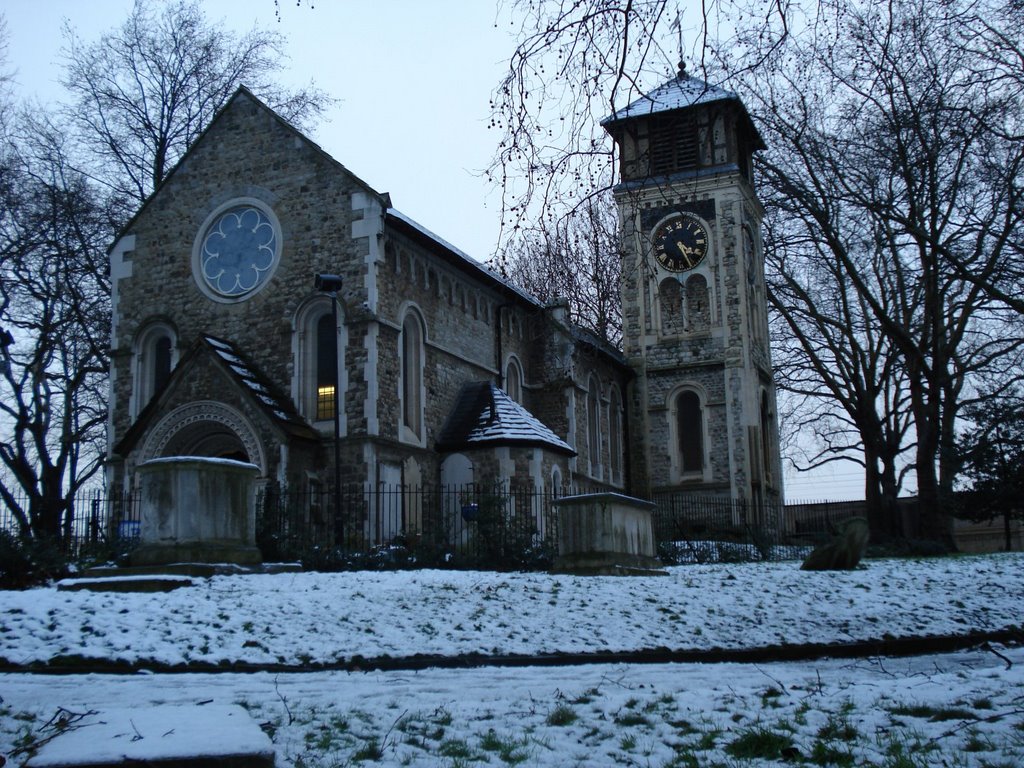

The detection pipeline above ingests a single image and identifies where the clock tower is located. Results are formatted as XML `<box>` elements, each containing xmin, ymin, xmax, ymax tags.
<box><xmin>603</xmin><ymin>64</ymin><xmax>783</xmax><ymax>509</ymax></box>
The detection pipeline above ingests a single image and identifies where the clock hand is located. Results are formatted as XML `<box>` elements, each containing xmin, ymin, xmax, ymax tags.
<box><xmin>675</xmin><ymin>242</ymin><xmax>694</xmax><ymax>263</ymax></box>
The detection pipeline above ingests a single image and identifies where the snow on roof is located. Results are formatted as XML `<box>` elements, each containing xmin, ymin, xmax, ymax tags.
<box><xmin>202</xmin><ymin>336</ymin><xmax>308</xmax><ymax>430</ymax></box>
<box><xmin>437</xmin><ymin>381</ymin><xmax>575</xmax><ymax>455</ymax></box>
<box><xmin>386</xmin><ymin>208</ymin><xmax>540</xmax><ymax>306</ymax></box>
<box><xmin>602</xmin><ymin>71</ymin><xmax>742</xmax><ymax>125</ymax></box>
<box><xmin>602</xmin><ymin>69</ymin><xmax>765</xmax><ymax>151</ymax></box>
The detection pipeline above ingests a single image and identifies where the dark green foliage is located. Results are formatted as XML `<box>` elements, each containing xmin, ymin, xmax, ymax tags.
<box><xmin>0</xmin><ymin>530</ymin><xmax>68</xmax><ymax>588</ymax></box>
<box><xmin>956</xmin><ymin>395</ymin><xmax>1024</xmax><ymax>548</ymax></box>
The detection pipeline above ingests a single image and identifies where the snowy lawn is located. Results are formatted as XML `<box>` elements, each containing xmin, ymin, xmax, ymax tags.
<box><xmin>1</xmin><ymin>553</ymin><xmax>1022</xmax><ymax>766</ymax></box>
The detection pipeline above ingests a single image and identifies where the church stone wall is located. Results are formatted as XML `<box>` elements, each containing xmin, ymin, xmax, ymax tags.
<box><xmin>110</xmin><ymin>93</ymin><xmax>378</xmax><ymax>463</ymax></box>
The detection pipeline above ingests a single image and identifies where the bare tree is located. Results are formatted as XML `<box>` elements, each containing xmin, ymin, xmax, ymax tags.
<box><xmin>61</xmin><ymin>0</ymin><xmax>330</xmax><ymax>207</ymax></box>
<box><xmin>490</xmin><ymin>0</ymin><xmax>1024</xmax><ymax>545</ymax></box>
<box><xmin>765</xmin><ymin>210</ymin><xmax>917</xmax><ymax>537</ymax></box>
<box><xmin>723</xmin><ymin>0</ymin><xmax>1024</xmax><ymax>545</ymax></box>
<box><xmin>487</xmin><ymin>0</ymin><xmax>792</xmax><ymax>240</ymax></box>
<box><xmin>499</xmin><ymin>195</ymin><xmax>622</xmax><ymax>346</ymax></box>
<box><xmin>0</xmin><ymin>121</ymin><xmax>113</xmax><ymax>542</ymax></box>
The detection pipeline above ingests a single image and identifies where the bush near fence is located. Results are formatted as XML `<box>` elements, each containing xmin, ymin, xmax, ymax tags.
<box><xmin>1</xmin><ymin>486</ymin><xmax>873</xmax><ymax>573</ymax></box>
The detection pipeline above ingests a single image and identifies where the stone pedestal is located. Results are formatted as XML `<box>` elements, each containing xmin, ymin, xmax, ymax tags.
<box><xmin>552</xmin><ymin>492</ymin><xmax>665</xmax><ymax>575</ymax></box>
<box><xmin>130</xmin><ymin>457</ymin><xmax>261</xmax><ymax>566</ymax></box>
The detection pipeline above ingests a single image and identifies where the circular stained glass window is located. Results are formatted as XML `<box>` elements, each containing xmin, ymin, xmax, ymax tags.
<box><xmin>197</xmin><ymin>204</ymin><xmax>280</xmax><ymax>299</ymax></box>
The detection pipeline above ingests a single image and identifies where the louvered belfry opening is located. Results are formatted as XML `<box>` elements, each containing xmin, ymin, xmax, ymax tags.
<box><xmin>648</xmin><ymin>114</ymin><xmax>698</xmax><ymax>176</ymax></box>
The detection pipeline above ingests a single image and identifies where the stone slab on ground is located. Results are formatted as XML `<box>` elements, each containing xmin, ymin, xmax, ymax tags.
<box><xmin>57</xmin><ymin>576</ymin><xmax>196</xmax><ymax>593</ymax></box>
<box><xmin>82</xmin><ymin>562</ymin><xmax>302</xmax><ymax>579</ymax></box>
<box><xmin>25</xmin><ymin>704</ymin><xmax>274</xmax><ymax>768</ymax></box>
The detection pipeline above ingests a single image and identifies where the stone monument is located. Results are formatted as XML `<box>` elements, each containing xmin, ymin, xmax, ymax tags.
<box><xmin>130</xmin><ymin>457</ymin><xmax>261</xmax><ymax>566</ymax></box>
<box><xmin>552</xmin><ymin>493</ymin><xmax>665</xmax><ymax>575</ymax></box>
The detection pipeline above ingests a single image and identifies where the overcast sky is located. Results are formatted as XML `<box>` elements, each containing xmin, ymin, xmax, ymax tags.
<box><xmin>3</xmin><ymin>0</ymin><xmax>513</xmax><ymax>261</ymax></box>
<box><xmin>1</xmin><ymin>0</ymin><xmax>866</xmax><ymax>501</ymax></box>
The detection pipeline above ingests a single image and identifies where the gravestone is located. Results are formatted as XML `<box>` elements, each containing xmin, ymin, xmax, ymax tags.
<box><xmin>800</xmin><ymin>517</ymin><xmax>870</xmax><ymax>571</ymax></box>
<box><xmin>24</xmin><ymin>704</ymin><xmax>275</xmax><ymax>768</ymax></box>
<box><xmin>130</xmin><ymin>457</ymin><xmax>261</xmax><ymax>566</ymax></box>
<box><xmin>552</xmin><ymin>493</ymin><xmax>665</xmax><ymax>575</ymax></box>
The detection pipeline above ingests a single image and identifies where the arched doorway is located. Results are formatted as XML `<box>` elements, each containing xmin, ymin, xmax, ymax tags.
<box><xmin>140</xmin><ymin>401</ymin><xmax>267</xmax><ymax>475</ymax></box>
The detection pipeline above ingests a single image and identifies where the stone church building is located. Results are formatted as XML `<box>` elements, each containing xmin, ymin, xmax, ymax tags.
<box><xmin>105</xmin><ymin>67</ymin><xmax>783</xmax><ymax>538</ymax></box>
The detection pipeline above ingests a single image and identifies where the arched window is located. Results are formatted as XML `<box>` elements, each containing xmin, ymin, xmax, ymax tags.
<box><xmin>686</xmin><ymin>274</ymin><xmax>710</xmax><ymax>330</ymax></box>
<box><xmin>550</xmin><ymin>465</ymin><xmax>563</xmax><ymax>497</ymax></box>
<box><xmin>744</xmin><ymin>227</ymin><xmax>763</xmax><ymax>341</ymax></box>
<box><xmin>504</xmin><ymin>356</ymin><xmax>523</xmax><ymax>403</ymax></box>
<box><xmin>659</xmin><ymin>278</ymin><xmax>684</xmax><ymax>336</ymax></box>
<box><xmin>294</xmin><ymin>298</ymin><xmax>346</xmax><ymax>428</ymax></box>
<box><xmin>132</xmin><ymin>322</ymin><xmax>177</xmax><ymax>418</ymax></box>
<box><xmin>676</xmin><ymin>390</ymin><xmax>704</xmax><ymax>476</ymax></box>
<box><xmin>609</xmin><ymin>385</ymin><xmax>624</xmax><ymax>485</ymax></box>
<box><xmin>400</xmin><ymin>309</ymin><xmax>425</xmax><ymax>442</ymax></box>
<box><xmin>586</xmin><ymin>374</ymin><xmax>602</xmax><ymax>478</ymax></box>
<box><xmin>315</xmin><ymin>313</ymin><xmax>338</xmax><ymax>420</ymax></box>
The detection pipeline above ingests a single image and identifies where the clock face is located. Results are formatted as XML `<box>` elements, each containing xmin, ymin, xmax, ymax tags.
<box><xmin>652</xmin><ymin>215</ymin><xmax>709</xmax><ymax>272</ymax></box>
<box><xmin>199</xmin><ymin>205</ymin><xmax>278</xmax><ymax>298</ymax></box>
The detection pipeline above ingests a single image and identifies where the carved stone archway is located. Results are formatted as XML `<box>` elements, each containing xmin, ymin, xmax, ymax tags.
<box><xmin>140</xmin><ymin>401</ymin><xmax>267</xmax><ymax>476</ymax></box>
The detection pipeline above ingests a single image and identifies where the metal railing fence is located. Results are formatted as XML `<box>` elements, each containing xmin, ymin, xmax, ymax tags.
<box><xmin>1</xmin><ymin>485</ymin><xmax>871</xmax><ymax>569</ymax></box>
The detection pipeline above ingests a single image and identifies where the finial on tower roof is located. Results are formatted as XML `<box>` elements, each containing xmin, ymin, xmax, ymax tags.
<box><xmin>678</xmin><ymin>59</ymin><xmax>688</xmax><ymax>79</ymax></box>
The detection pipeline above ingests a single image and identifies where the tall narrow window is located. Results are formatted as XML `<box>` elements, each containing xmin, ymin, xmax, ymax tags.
<box><xmin>400</xmin><ymin>311</ymin><xmax>424</xmax><ymax>440</ymax></box>
<box><xmin>315</xmin><ymin>313</ymin><xmax>338</xmax><ymax>421</ymax></box>
<box><xmin>293</xmin><ymin>297</ymin><xmax>345</xmax><ymax>429</ymax></box>
<box><xmin>609</xmin><ymin>386</ymin><xmax>623</xmax><ymax>484</ymax></box>
<box><xmin>153</xmin><ymin>336</ymin><xmax>172</xmax><ymax>393</ymax></box>
<box><xmin>760</xmin><ymin>391</ymin><xmax>773</xmax><ymax>485</ymax></box>
<box><xmin>586</xmin><ymin>375</ymin><xmax>602</xmax><ymax>478</ymax></box>
<box><xmin>677</xmin><ymin>390</ymin><xmax>704</xmax><ymax>474</ymax></box>
<box><xmin>505</xmin><ymin>357</ymin><xmax>523</xmax><ymax>403</ymax></box>
<box><xmin>551</xmin><ymin>465</ymin><xmax>563</xmax><ymax>497</ymax></box>
<box><xmin>132</xmin><ymin>322</ymin><xmax>177</xmax><ymax>418</ymax></box>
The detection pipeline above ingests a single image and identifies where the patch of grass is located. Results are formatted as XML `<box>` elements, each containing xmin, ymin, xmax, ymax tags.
<box><xmin>724</xmin><ymin>726</ymin><xmax>796</xmax><ymax>760</ymax></box>
<box><xmin>817</xmin><ymin>714</ymin><xmax>858</xmax><ymax>742</ymax></box>
<box><xmin>614</xmin><ymin>711</ymin><xmax>650</xmax><ymax>727</ymax></box>
<box><xmin>546</xmin><ymin>704</ymin><xmax>578</xmax><ymax>727</ymax></box>
<box><xmin>571</xmin><ymin>687</ymin><xmax>599</xmax><ymax>705</ymax></box>
<box><xmin>438</xmin><ymin>737</ymin><xmax>473</xmax><ymax>759</ymax></box>
<box><xmin>880</xmin><ymin>732</ymin><xmax>935</xmax><ymax>768</ymax></box>
<box><xmin>669</xmin><ymin>719</ymin><xmax>696</xmax><ymax>735</ymax></box>
<box><xmin>964</xmin><ymin>731</ymin><xmax>994</xmax><ymax>752</ymax></box>
<box><xmin>760</xmin><ymin>686</ymin><xmax>785</xmax><ymax>707</ymax></box>
<box><xmin>478</xmin><ymin>730</ymin><xmax>529</xmax><ymax>765</ymax></box>
<box><xmin>809</xmin><ymin>740</ymin><xmax>855</xmax><ymax>767</ymax></box>
<box><xmin>696</xmin><ymin>727</ymin><xmax>721</xmax><ymax>750</ymax></box>
<box><xmin>665</xmin><ymin>752</ymin><xmax>700</xmax><ymax>768</ymax></box>
<box><xmin>794</xmin><ymin>700</ymin><xmax>811</xmax><ymax>726</ymax></box>
<box><xmin>619</xmin><ymin>733</ymin><xmax>637</xmax><ymax>751</ymax></box>
<box><xmin>351</xmin><ymin>737</ymin><xmax>383</xmax><ymax>762</ymax></box>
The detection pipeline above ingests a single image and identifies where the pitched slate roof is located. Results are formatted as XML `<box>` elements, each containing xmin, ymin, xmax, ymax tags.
<box><xmin>385</xmin><ymin>208</ymin><xmax>541</xmax><ymax>307</ymax></box>
<box><xmin>113</xmin><ymin>335</ymin><xmax>318</xmax><ymax>457</ymax></box>
<box><xmin>436</xmin><ymin>382</ymin><xmax>575</xmax><ymax>456</ymax></box>
<box><xmin>602</xmin><ymin>67</ymin><xmax>742</xmax><ymax>126</ymax></box>
<box><xmin>602</xmin><ymin>66</ymin><xmax>765</xmax><ymax>150</ymax></box>
<box><xmin>201</xmin><ymin>336</ymin><xmax>314</xmax><ymax>437</ymax></box>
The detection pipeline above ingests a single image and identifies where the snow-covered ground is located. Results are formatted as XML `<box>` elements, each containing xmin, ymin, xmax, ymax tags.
<box><xmin>2</xmin><ymin>554</ymin><xmax>1023</xmax><ymax>766</ymax></box>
